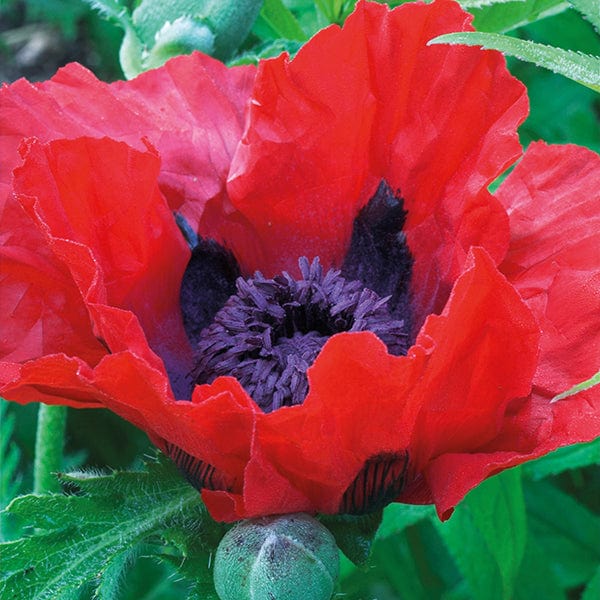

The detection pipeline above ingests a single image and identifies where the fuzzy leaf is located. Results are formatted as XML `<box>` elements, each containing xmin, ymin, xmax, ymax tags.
<box><xmin>82</xmin><ymin>0</ymin><xmax>134</xmax><ymax>32</ymax></box>
<box><xmin>435</xmin><ymin>469</ymin><xmax>527</xmax><ymax>600</ymax></box>
<box><xmin>468</xmin><ymin>0</ymin><xmax>568</xmax><ymax>33</ymax></box>
<box><xmin>568</xmin><ymin>0</ymin><xmax>600</xmax><ymax>32</ymax></box>
<box><xmin>0</xmin><ymin>455</ymin><xmax>214</xmax><ymax>599</ymax></box>
<box><xmin>429</xmin><ymin>31</ymin><xmax>600</xmax><ymax>91</ymax></box>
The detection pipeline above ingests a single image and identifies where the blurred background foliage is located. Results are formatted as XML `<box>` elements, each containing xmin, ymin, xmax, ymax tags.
<box><xmin>0</xmin><ymin>1</ymin><xmax>599</xmax><ymax>599</ymax></box>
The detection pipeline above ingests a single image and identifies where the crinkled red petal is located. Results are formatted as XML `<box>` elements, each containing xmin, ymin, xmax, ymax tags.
<box><xmin>190</xmin><ymin>331</ymin><xmax>425</xmax><ymax>521</ymax></box>
<box><xmin>2</xmin><ymin>137</ymin><xmax>192</xmax><ymax>403</ymax></box>
<box><xmin>392</xmin><ymin>247</ymin><xmax>540</xmax><ymax>513</ymax></box>
<box><xmin>405</xmin><ymin>248</ymin><xmax>539</xmax><ymax>470</ymax></box>
<box><xmin>0</xmin><ymin>189</ymin><xmax>106</xmax><ymax>368</ymax></box>
<box><xmin>0</xmin><ymin>54</ymin><xmax>255</xmax><ymax>228</ymax></box>
<box><xmin>498</xmin><ymin>141</ymin><xmax>600</xmax><ymax>398</ymax></box>
<box><xmin>424</xmin><ymin>381</ymin><xmax>600</xmax><ymax>520</ymax></box>
<box><xmin>222</xmin><ymin>0</ymin><xmax>526</xmax><ymax>313</ymax></box>
<box><xmin>412</xmin><ymin>143</ymin><xmax>600</xmax><ymax>518</ymax></box>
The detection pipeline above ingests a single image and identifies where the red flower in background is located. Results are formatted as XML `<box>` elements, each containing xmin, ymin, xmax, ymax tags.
<box><xmin>1</xmin><ymin>0</ymin><xmax>599</xmax><ymax>522</ymax></box>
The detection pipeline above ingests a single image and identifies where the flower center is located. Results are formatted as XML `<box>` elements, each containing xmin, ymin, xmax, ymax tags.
<box><xmin>193</xmin><ymin>257</ymin><xmax>409</xmax><ymax>412</ymax></box>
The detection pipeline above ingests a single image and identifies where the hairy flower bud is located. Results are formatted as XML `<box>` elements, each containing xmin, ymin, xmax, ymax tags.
<box><xmin>213</xmin><ymin>513</ymin><xmax>340</xmax><ymax>600</ymax></box>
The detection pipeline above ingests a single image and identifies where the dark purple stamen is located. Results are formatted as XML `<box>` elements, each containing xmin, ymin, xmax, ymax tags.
<box><xmin>342</xmin><ymin>181</ymin><xmax>413</xmax><ymax>332</ymax></box>
<box><xmin>171</xmin><ymin>180</ymin><xmax>415</xmax><ymax>515</ymax></box>
<box><xmin>179</xmin><ymin>237</ymin><xmax>240</xmax><ymax>348</ymax></box>
<box><xmin>193</xmin><ymin>257</ymin><xmax>408</xmax><ymax>413</ymax></box>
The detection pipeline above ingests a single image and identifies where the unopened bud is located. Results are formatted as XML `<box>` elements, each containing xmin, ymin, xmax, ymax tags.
<box><xmin>213</xmin><ymin>513</ymin><xmax>340</xmax><ymax>600</ymax></box>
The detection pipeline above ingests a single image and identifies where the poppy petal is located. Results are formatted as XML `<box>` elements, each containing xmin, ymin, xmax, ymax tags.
<box><xmin>0</xmin><ymin>54</ymin><xmax>255</xmax><ymax>227</ymax></box>
<box><xmin>0</xmin><ymin>192</ymin><xmax>106</xmax><ymax>369</ymax></box>
<box><xmin>223</xmin><ymin>0</ymin><xmax>526</xmax><ymax>297</ymax></box>
<box><xmin>404</xmin><ymin>247</ymin><xmax>540</xmax><ymax>473</ymax></box>
<box><xmin>4</xmin><ymin>136</ymin><xmax>192</xmax><ymax>401</ymax></box>
<box><xmin>196</xmin><ymin>331</ymin><xmax>425</xmax><ymax>520</ymax></box>
<box><xmin>498</xmin><ymin>141</ymin><xmax>600</xmax><ymax>398</ymax></box>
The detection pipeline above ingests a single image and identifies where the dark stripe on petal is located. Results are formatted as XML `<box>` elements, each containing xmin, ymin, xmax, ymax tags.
<box><xmin>339</xmin><ymin>451</ymin><xmax>409</xmax><ymax>515</ymax></box>
<box><xmin>165</xmin><ymin>442</ymin><xmax>233</xmax><ymax>492</ymax></box>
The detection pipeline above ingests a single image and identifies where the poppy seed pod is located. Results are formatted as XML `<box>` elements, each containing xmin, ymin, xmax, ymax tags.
<box><xmin>213</xmin><ymin>513</ymin><xmax>340</xmax><ymax>600</ymax></box>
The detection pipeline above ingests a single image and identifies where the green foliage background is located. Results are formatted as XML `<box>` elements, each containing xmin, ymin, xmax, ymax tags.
<box><xmin>0</xmin><ymin>1</ymin><xmax>599</xmax><ymax>599</ymax></box>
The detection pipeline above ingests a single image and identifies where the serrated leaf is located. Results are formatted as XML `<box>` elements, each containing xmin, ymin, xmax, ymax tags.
<box><xmin>0</xmin><ymin>455</ymin><xmax>213</xmax><ymax>599</ymax></box>
<box><xmin>524</xmin><ymin>480</ymin><xmax>600</xmax><ymax>588</ymax></box>
<box><xmin>568</xmin><ymin>0</ymin><xmax>600</xmax><ymax>32</ymax></box>
<box><xmin>435</xmin><ymin>468</ymin><xmax>527</xmax><ymax>600</ymax></box>
<box><xmin>254</xmin><ymin>0</ymin><xmax>307</xmax><ymax>41</ymax></box>
<box><xmin>469</xmin><ymin>0</ymin><xmax>569</xmax><ymax>33</ymax></box>
<box><xmin>524</xmin><ymin>439</ymin><xmax>600</xmax><ymax>480</ymax></box>
<box><xmin>82</xmin><ymin>0</ymin><xmax>133</xmax><ymax>32</ymax></box>
<box><xmin>376</xmin><ymin>502</ymin><xmax>435</xmax><ymax>540</ymax></box>
<box><xmin>319</xmin><ymin>511</ymin><xmax>383</xmax><ymax>565</ymax></box>
<box><xmin>429</xmin><ymin>31</ymin><xmax>600</xmax><ymax>91</ymax></box>
<box><xmin>93</xmin><ymin>545</ymin><xmax>140</xmax><ymax>600</ymax></box>
<box><xmin>459</xmin><ymin>0</ymin><xmax>523</xmax><ymax>7</ymax></box>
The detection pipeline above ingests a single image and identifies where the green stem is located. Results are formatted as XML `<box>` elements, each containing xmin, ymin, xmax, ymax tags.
<box><xmin>33</xmin><ymin>404</ymin><xmax>67</xmax><ymax>494</ymax></box>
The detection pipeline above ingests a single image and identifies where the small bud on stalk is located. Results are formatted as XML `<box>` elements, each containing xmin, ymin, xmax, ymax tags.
<box><xmin>213</xmin><ymin>513</ymin><xmax>340</xmax><ymax>600</ymax></box>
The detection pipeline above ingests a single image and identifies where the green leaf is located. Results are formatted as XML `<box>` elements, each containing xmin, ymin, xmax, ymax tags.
<box><xmin>93</xmin><ymin>545</ymin><xmax>140</xmax><ymax>600</ymax></box>
<box><xmin>552</xmin><ymin>369</ymin><xmax>600</xmax><ymax>401</ymax></box>
<box><xmin>0</xmin><ymin>455</ymin><xmax>217</xmax><ymax>599</ymax></box>
<box><xmin>435</xmin><ymin>468</ymin><xmax>527</xmax><ymax>600</ymax></box>
<box><xmin>430</xmin><ymin>30</ymin><xmax>600</xmax><ymax>91</ymax></box>
<box><xmin>228</xmin><ymin>39</ymin><xmax>303</xmax><ymax>66</ymax></box>
<box><xmin>319</xmin><ymin>511</ymin><xmax>383</xmax><ymax>565</ymax></box>
<box><xmin>26</xmin><ymin>0</ymin><xmax>90</xmax><ymax>39</ymax></box>
<box><xmin>568</xmin><ymin>0</ymin><xmax>600</xmax><ymax>32</ymax></box>
<box><xmin>377</xmin><ymin>503</ymin><xmax>436</xmax><ymax>540</ymax></box>
<box><xmin>469</xmin><ymin>0</ymin><xmax>569</xmax><ymax>33</ymax></box>
<box><xmin>513</xmin><ymin>537</ymin><xmax>566</xmax><ymax>600</ymax></box>
<box><xmin>525</xmin><ymin>480</ymin><xmax>600</xmax><ymax>588</ymax></box>
<box><xmin>254</xmin><ymin>0</ymin><xmax>307</xmax><ymax>41</ymax></box>
<box><xmin>524</xmin><ymin>439</ymin><xmax>600</xmax><ymax>480</ymax></box>
<box><xmin>82</xmin><ymin>0</ymin><xmax>133</xmax><ymax>33</ymax></box>
<box><xmin>582</xmin><ymin>566</ymin><xmax>600</xmax><ymax>600</ymax></box>
<box><xmin>0</xmin><ymin>399</ymin><xmax>22</xmax><ymax>542</ymax></box>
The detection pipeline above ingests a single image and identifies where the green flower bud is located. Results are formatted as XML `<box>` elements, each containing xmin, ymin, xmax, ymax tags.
<box><xmin>213</xmin><ymin>513</ymin><xmax>340</xmax><ymax>600</ymax></box>
<box><xmin>144</xmin><ymin>17</ymin><xmax>215</xmax><ymax>71</ymax></box>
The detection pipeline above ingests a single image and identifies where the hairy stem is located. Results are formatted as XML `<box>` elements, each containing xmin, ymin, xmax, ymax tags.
<box><xmin>33</xmin><ymin>404</ymin><xmax>67</xmax><ymax>494</ymax></box>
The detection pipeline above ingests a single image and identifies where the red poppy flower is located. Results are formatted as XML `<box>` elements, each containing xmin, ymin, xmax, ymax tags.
<box><xmin>1</xmin><ymin>0</ymin><xmax>599</xmax><ymax>522</ymax></box>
